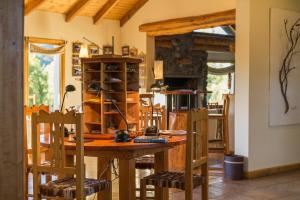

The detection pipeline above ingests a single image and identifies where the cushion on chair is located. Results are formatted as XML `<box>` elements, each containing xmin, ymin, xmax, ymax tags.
<box><xmin>39</xmin><ymin>177</ymin><xmax>110</xmax><ymax>199</ymax></box>
<box><xmin>143</xmin><ymin>171</ymin><xmax>204</xmax><ymax>190</ymax></box>
<box><xmin>135</xmin><ymin>155</ymin><xmax>155</xmax><ymax>169</ymax></box>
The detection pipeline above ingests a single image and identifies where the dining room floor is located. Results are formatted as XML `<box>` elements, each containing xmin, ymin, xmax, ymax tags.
<box><xmin>28</xmin><ymin>153</ymin><xmax>300</xmax><ymax>199</ymax></box>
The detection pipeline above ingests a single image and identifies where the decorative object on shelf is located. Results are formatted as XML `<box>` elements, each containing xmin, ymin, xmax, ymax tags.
<box><xmin>72</xmin><ymin>42</ymin><xmax>82</xmax><ymax>76</ymax></box>
<box><xmin>88</xmin><ymin>44</ymin><xmax>99</xmax><ymax>56</ymax></box>
<box><xmin>130</xmin><ymin>47</ymin><xmax>138</xmax><ymax>57</ymax></box>
<box><xmin>270</xmin><ymin>8</ymin><xmax>300</xmax><ymax>126</ymax></box>
<box><xmin>122</xmin><ymin>45</ymin><xmax>130</xmax><ymax>56</ymax></box>
<box><xmin>103</xmin><ymin>45</ymin><xmax>114</xmax><ymax>55</ymax></box>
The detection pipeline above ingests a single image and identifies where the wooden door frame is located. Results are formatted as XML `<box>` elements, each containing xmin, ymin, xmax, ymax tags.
<box><xmin>0</xmin><ymin>0</ymin><xmax>24</xmax><ymax>199</ymax></box>
<box><xmin>24</xmin><ymin>36</ymin><xmax>66</xmax><ymax>106</ymax></box>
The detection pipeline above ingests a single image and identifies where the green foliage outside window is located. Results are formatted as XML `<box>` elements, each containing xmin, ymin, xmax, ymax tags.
<box><xmin>207</xmin><ymin>74</ymin><xmax>229</xmax><ymax>104</ymax></box>
<box><xmin>28</xmin><ymin>54</ymin><xmax>52</xmax><ymax>106</ymax></box>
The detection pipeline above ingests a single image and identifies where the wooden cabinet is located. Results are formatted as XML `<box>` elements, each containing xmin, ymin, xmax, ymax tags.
<box><xmin>81</xmin><ymin>56</ymin><xmax>141</xmax><ymax>137</ymax></box>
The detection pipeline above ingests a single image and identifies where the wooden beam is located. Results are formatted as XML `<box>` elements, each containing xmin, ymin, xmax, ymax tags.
<box><xmin>139</xmin><ymin>9</ymin><xmax>236</xmax><ymax>36</ymax></box>
<box><xmin>0</xmin><ymin>0</ymin><xmax>24</xmax><ymax>199</ymax></box>
<box><xmin>120</xmin><ymin>0</ymin><xmax>148</xmax><ymax>27</ymax></box>
<box><xmin>24</xmin><ymin>0</ymin><xmax>46</xmax><ymax>16</ymax></box>
<box><xmin>65</xmin><ymin>0</ymin><xmax>90</xmax><ymax>22</ymax></box>
<box><xmin>93</xmin><ymin>0</ymin><xmax>119</xmax><ymax>24</ymax></box>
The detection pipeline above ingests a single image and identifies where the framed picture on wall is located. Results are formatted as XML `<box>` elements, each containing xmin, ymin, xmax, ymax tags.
<box><xmin>72</xmin><ymin>42</ymin><xmax>82</xmax><ymax>77</ymax></box>
<box><xmin>72</xmin><ymin>42</ymin><xmax>81</xmax><ymax>54</ymax></box>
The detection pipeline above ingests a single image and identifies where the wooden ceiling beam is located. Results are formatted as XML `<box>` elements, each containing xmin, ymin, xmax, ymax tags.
<box><xmin>93</xmin><ymin>0</ymin><xmax>120</xmax><ymax>24</ymax></box>
<box><xmin>120</xmin><ymin>0</ymin><xmax>148</xmax><ymax>27</ymax></box>
<box><xmin>146</xmin><ymin>18</ymin><xmax>235</xmax><ymax>36</ymax></box>
<box><xmin>24</xmin><ymin>0</ymin><xmax>46</xmax><ymax>16</ymax></box>
<box><xmin>139</xmin><ymin>9</ymin><xmax>236</xmax><ymax>36</ymax></box>
<box><xmin>65</xmin><ymin>0</ymin><xmax>90</xmax><ymax>22</ymax></box>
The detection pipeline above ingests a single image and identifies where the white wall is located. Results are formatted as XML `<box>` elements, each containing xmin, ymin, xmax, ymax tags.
<box><xmin>121</xmin><ymin>0</ymin><xmax>236</xmax><ymax>52</ymax></box>
<box><xmin>25</xmin><ymin>11</ymin><xmax>121</xmax><ymax>108</ymax></box>
<box><xmin>236</xmin><ymin>0</ymin><xmax>300</xmax><ymax>171</ymax></box>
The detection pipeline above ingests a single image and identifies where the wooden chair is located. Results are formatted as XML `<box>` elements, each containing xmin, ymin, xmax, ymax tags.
<box><xmin>136</xmin><ymin>105</ymin><xmax>166</xmax><ymax>199</ymax></box>
<box><xmin>139</xmin><ymin>104</ymin><xmax>166</xmax><ymax>130</ymax></box>
<box><xmin>140</xmin><ymin>109</ymin><xmax>209</xmax><ymax>200</ymax></box>
<box><xmin>31</xmin><ymin>110</ymin><xmax>110</xmax><ymax>199</ymax></box>
<box><xmin>208</xmin><ymin>94</ymin><xmax>230</xmax><ymax>154</ymax></box>
<box><xmin>24</xmin><ymin>105</ymin><xmax>50</xmax><ymax>198</ymax></box>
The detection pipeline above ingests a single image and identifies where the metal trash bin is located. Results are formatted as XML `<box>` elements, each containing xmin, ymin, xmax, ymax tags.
<box><xmin>224</xmin><ymin>155</ymin><xmax>244</xmax><ymax>180</ymax></box>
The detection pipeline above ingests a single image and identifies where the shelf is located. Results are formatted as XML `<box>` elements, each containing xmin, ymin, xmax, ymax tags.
<box><xmin>103</xmin><ymin>91</ymin><xmax>124</xmax><ymax>94</ymax></box>
<box><xmin>104</xmin><ymin>101</ymin><xmax>125</xmax><ymax>105</ymax></box>
<box><xmin>127</xmin><ymin>80</ymin><xmax>139</xmax><ymax>84</ymax></box>
<box><xmin>103</xmin><ymin>81</ymin><xmax>123</xmax><ymax>84</ymax></box>
<box><xmin>127</xmin><ymin>101</ymin><xmax>138</xmax><ymax>104</ymax></box>
<box><xmin>82</xmin><ymin>57</ymin><xmax>141</xmax><ymax>134</ymax></box>
<box><xmin>85</xmin><ymin>121</ymin><xmax>102</xmax><ymax>126</ymax></box>
<box><xmin>85</xmin><ymin>70</ymin><xmax>101</xmax><ymax>73</ymax></box>
<box><xmin>104</xmin><ymin>70</ymin><xmax>122</xmax><ymax>73</ymax></box>
<box><xmin>104</xmin><ymin>112</ymin><xmax>119</xmax><ymax>115</ymax></box>
<box><xmin>127</xmin><ymin>91</ymin><xmax>138</xmax><ymax>94</ymax></box>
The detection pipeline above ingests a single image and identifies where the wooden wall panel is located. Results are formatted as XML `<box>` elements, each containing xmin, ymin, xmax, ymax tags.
<box><xmin>0</xmin><ymin>0</ymin><xmax>24</xmax><ymax>199</ymax></box>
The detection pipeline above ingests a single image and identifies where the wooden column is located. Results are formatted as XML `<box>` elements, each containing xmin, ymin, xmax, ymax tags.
<box><xmin>0</xmin><ymin>0</ymin><xmax>24</xmax><ymax>199</ymax></box>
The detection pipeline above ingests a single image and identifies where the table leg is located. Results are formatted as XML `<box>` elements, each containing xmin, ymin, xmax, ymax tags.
<box><xmin>97</xmin><ymin>157</ymin><xmax>112</xmax><ymax>200</ymax></box>
<box><xmin>155</xmin><ymin>150</ymin><xmax>169</xmax><ymax>200</ymax></box>
<box><xmin>119</xmin><ymin>158</ymin><xmax>136</xmax><ymax>200</ymax></box>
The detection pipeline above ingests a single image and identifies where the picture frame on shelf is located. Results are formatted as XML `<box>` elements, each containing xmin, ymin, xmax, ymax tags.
<box><xmin>130</xmin><ymin>47</ymin><xmax>138</xmax><ymax>57</ymax></box>
<box><xmin>88</xmin><ymin>44</ymin><xmax>99</xmax><ymax>56</ymax></box>
<box><xmin>103</xmin><ymin>45</ymin><xmax>113</xmax><ymax>55</ymax></box>
<box><xmin>122</xmin><ymin>45</ymin><xmax>130</xmax><ymax>56</ymax></box>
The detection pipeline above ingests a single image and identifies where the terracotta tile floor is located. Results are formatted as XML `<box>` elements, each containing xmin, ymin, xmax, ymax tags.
<box><xmin>28</xmin><ymin>154</ymin><xmax>300</xmax><ymax>199</ymax></box>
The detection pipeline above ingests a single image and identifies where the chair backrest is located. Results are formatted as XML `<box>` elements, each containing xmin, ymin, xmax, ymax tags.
<box><xmin>185</xmin><ymin>109</ymin><xmax>208</xmax><ymax>186</ymax></box>
<box><xmin>223</xmin><ymin>94</ymin><xmax>230</xmax><ymax>117</ymax></box>
<box><xmin>24</xmin><ymin>105</ymin><xmax>49</xmax><ymax>160</ymax></box>
<box><xmin>139</xmin><ymin>104</ymin><xmax>166</xmax><ymax>129</ymax></box>
<box><xmin>31</xmin><ymin>110</ymin><xmax>84</xmax><ymax>199</ymax></box>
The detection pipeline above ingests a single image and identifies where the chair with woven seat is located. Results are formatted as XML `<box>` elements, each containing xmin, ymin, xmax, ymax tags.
<box><xmin>31</xmin><ymin>110</ymin><xmax>110</xmax><ymax>199</ymax></box>
<box><xmin>140</xmin><ymin>109</ymin><xmax>209</xmax><ymax>200</ymax></box>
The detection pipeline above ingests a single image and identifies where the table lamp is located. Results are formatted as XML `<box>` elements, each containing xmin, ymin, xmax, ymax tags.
<box><xmin>60</xmin><ymin>85</ymin><xmax>76</xmax><ymax>112</ymax></box>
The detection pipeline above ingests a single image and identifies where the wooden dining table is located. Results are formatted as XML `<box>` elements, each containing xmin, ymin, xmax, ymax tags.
<box><xmin>41</xmin><ymin>135</ymin><xmax>186</xmax><ymax>200</ymax></box>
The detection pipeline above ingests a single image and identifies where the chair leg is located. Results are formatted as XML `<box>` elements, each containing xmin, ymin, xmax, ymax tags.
<box><xmin>140</xmin><ymin>178</ymin><xmax>147</xmax><ymax>200</ymax></box>
<box><xmin>201</xmin><ymin>164</ymin><xmax>208</xmax><ymax>200</ymax></box>
<box><xmin>24</xmin><ymin>170</ymin><xmax>29</xmax><ymax>198</ymax></box>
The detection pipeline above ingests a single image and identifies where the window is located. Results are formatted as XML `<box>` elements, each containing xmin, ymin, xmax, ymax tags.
<box><xmin>207</xmin><ymin>62</ymin><xmax>235</xmax><ymax>104</ymax></box>
<box><xmin>24</xmin><ymin>37</ymin><xmax>65</xmax><ymax>111</ymax></box>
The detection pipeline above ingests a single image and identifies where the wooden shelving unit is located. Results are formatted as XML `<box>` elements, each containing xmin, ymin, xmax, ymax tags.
<box><xmin>82</xmin><ymin>56</ymin><xmax>141</xmax><ymax>136</ymax></box>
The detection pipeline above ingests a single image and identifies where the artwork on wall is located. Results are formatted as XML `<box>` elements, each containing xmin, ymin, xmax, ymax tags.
<box><xmin>270</xmin><ymin>8</ymin><xmax>300</xmax><ymax>126</ymax></box>
<box><xmin>72</xmin><ymin>42</ymin><xmax>82</xmax><ymax>77</ymax></box>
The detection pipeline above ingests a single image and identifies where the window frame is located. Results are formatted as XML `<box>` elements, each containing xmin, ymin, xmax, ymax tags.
<box><xmin>24</xmin><ymin>37</ymin><xmax>66</xmax><ymax>106</ymax></box>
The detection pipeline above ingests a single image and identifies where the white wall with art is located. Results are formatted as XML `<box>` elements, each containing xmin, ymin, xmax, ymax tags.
<box><xmin>270</xmin><ymin>8</ymin><xmax>300</xmax><ymax>126</ymax></box>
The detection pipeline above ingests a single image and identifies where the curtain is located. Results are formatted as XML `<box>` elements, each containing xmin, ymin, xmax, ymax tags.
<box><xmin>30</xmin><ymin>43</ymin><xmax>65</xmax><ymax>54</ymax></box>
<box><xmin>208</xmin><ymin>64</ymin><xmax>235</xmax><ymax>75</ymax></box>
